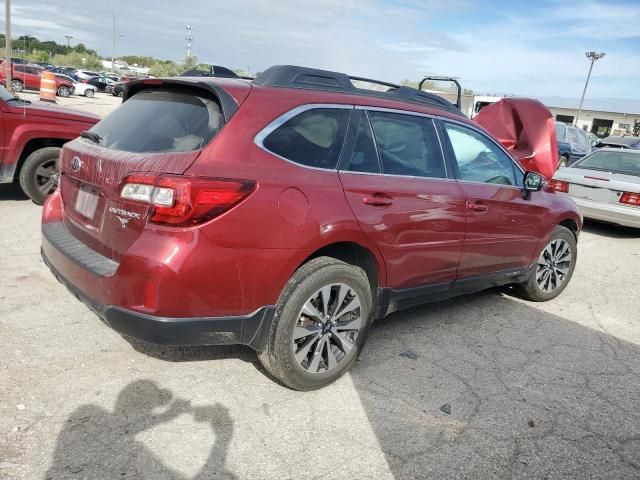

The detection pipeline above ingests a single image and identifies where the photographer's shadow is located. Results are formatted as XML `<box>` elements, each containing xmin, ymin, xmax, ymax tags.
<box><xmin>45</xmin><ymin>380</ymin><xmax>236</xmax><ymax>479</ymax></box>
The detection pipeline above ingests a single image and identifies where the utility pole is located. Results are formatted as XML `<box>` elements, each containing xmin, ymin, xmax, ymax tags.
<box><xmin>65</xmin><ymin>35</ymin><xmax>73</xmax><ymax>48</ymax></box>
<box><xmin>185</xmin><ymin>25</ymin><xmax>193</xmax><ymax>57</ymax></box>
<box><xmin>4</xmin><ymin>0</ymin><xmax>12</xmax><ymax>91</ymax></box>
<box><xmin>575</xmin><ymin>51</ymin><xmax>606</xmax><ymax>128</ymax></box>
<box><xmin>111</xmin><ymin>16</ymin><xmax>124</xmax><ymax>70</ymax></box>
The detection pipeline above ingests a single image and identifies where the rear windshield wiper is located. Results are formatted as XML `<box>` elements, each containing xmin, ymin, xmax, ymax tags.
<box><xmin>80</xmin><ymin>131</ymin><xmax>102</xmax><ymax>144</ymax></box>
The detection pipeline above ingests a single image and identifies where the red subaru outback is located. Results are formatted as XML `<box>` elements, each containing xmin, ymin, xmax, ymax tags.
<box><xmin>42</xmin><ymin>66</ymin><xmax>582</xmax><ymax>390</ymax></box>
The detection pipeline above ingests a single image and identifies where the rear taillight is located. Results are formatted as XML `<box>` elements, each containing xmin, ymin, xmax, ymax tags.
<box><xmin>119</xmin><ymin>174</ymin><xmax>256</xmax><ymax>226</ymax></box>
<box><xmin>620</xmin><ymin>192</ymin><xmax>640</xmax><ymax>207</ymax></box>
<box><xmin>549</xmin><ymin>179</ymin><xmax>569</xmax><ymax>193</ymax></box>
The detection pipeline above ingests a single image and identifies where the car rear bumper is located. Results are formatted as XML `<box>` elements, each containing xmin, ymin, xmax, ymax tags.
<box><xmin>42</xmin><ymin>246</ymin><xmax>274</xmax><ymax>348</ymax></box>
<box><xmin>571</xmin><ymin>196</ymin><xmax>640</xmax><ymax>228</ymax></box>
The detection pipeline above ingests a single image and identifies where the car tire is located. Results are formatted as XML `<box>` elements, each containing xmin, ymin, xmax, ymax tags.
<box><xmin>18</xmin><ymin>147</ymin><xmax>61</xmax><ymax>205</ymax></box>
<box><xmin>558</xmin><ymin>155</ymin><xmax>569</xmax><ymax>169</ymax></box>
<box><xmin>11</xmin><ymin>79</ymin><xmax>24</xmax><ymax>92</ymax></box>
<box><xmin>57</xmin><ymin>86</ymin><xmax>70</xmax><ymax>97</ymax></box>
<box><xmin>515</xmin><ymin>225</ymin><xmax>577</xmax><ymax>302</ymax></box>
<box><xmin>85</xmin><ymin>89</ymin><xmax>95</xmax><ymax>98</ymax></box>
<box><xmin>258</xmin><ymin>257</ymin><xmax>373</xmax><ymax>391</ymax></box>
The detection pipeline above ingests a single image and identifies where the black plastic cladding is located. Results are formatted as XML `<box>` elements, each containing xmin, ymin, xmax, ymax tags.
<box><xmin>253</xmin><ymin>65</ymin><xmax>465</xmax><ymax>117</ymax></box>
<box><xmin>122</xmin><ymin>79</ymin><xmax>239</xmax><ymax>122</ymax></box>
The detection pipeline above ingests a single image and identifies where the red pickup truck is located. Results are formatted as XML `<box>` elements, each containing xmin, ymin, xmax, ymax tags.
<box><xmin>0</xmin><ymin>85</ymin><xmax>99</xmax><ymax>203</ymax></box>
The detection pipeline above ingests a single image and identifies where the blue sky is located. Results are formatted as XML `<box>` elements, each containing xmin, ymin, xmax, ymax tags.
<box><xmin>3</xmin><ymin>0</ymin><xmax>639</xmax><ymax>99</ymax></box>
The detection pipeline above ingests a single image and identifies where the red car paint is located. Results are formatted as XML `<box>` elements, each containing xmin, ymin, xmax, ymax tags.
<box><xmin>474</xmin><ymin>98</ymin><xmax>559</xmax><ymax>179</ymax></box>
<box><xmin>0</xmin><ymin>63</ymin><xmax>74</xmax><ymax>93</ymax></box>
<box><xmin>0</xmin><ymin>92</ymin><xmax>100</xmax><ymax>183</ymax></box>
<box><xmin>41</xmin><ymin>73</ymin><xmax>581</xmax><ymax>334</ymax></box>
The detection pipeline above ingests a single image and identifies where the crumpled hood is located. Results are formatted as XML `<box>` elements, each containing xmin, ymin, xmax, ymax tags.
<box><xmin>474</xmin><ymin>98</ymin><xmax>558</xmax><ymax>179</ymax></box>
<box><xmin>16</xmin><ymin>102</ymin><xmax>100</xmax><ymax>124</ymax></box>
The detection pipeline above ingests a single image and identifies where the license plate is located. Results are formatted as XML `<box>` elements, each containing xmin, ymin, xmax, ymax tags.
<box><xmin>569</xmin><ymin>184</ymin><xmax>610</xmax><ymax>203</ymax></box>
<box><xmin>74</xmin><ymin>185</ymin><xmax>99</xmax><ymax>219</ymax></box>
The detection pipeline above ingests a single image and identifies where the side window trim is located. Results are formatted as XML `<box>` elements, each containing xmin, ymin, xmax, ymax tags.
<box><xmin>437</xmin><ymin>117</ymin><xmax>525</xmax><ymax>188</ymax></box>
<box><xmin>254</xmin><ymin>103</ymin><xmax>355</xmax><ymax>172</ymax></box>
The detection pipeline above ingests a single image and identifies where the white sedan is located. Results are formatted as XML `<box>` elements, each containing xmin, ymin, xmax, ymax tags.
<box><xmin>551</xmin><ymin>148</ymin><xmax>640</xmax><ymax>228</ymax></box>
<box><xmin>72</xmin><ymin>81</ymin><xmax>96</xmax><ymax>98</ymax></box>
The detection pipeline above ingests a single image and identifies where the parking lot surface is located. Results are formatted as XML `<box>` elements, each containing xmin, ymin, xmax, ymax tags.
<box><xmin>18</xmin><ymin>90</ymin><xmax>122</xmax><ymax>119</ymax></box>
<box><xmin>1</xmin><ymin>188</ymin><xmax>640</xmax><ymax>477</ymax></box>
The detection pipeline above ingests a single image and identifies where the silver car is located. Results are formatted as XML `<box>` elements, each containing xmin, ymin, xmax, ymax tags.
<box><xmin>552</xmin><ymin>148</ymin><xmax>640</xmax><ymax>228</ymax></box>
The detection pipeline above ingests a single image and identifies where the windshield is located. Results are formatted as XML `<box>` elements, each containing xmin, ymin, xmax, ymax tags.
<box><xmin>575</xmin><ymin>150</ymin><xmax>640</xmax><ymax>176</ymax></box>
<box><xmin>90</xmin><ymin>88</ymin><xmax>224</xmax><ymax>153</ymax></box>
<box><xmin>0</xmin><ymin>85</ymin><xmax>16</xmax><ymax>102</ymax></box>
<box><xmin>555</xmin><ymin>123</ymin><xmax>568</xmax><ymax>142</ymax></box>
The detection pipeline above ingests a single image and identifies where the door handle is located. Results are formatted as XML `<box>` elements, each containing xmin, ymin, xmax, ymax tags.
<box><xmin>363</xmin><ymin>196</ymin><xmax>393</xmax><ymax>207</ymax></box>
<box><xmin>466</xmin><ymin>201</ymin><xmax>488</xmax><ymax>212</ymax></box>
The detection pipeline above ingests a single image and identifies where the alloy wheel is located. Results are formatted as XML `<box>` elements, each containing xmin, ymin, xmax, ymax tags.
<box><xmin>292</xmin><ymin>283</ymin><xmax>362</xmax><ymax>374</ymax></box>
<box><xmin>35</xmin><ymin>159</ymin><xmax>58</xmax><ymax>194</ymax></box>
<box><xmin>536</xmin><ymin>239</ymin><xmax>571</xmax><ymax>293</ymax></box>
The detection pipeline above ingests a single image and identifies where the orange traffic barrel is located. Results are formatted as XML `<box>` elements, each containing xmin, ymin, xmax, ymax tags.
<box><xmin>39</xmin><ymin>71</ymin><xmax>57</xmax><ymax>103</ymax></box>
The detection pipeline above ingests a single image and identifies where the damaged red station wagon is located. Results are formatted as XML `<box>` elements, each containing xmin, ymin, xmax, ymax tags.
<box><xmin>42</xmin><ymin>66</ymin><xmax>582</xmax><ymax>390</ymax></box>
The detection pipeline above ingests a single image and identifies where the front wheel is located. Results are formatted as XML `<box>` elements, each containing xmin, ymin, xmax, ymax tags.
<box><xmin>18</xmin><ymin>147</ymin><xmax>61</xmax><ymax>205</ymax></box>
<box><xmin>258</xmin><ymin>257</ymin><xmax>373</xmax><ymax>390</ymax></box>
<box><xmin>57</xmin><ymin>86</ymin><xmax>70</xmax><ymax>97</ymax></box>
<box><xmin>515</xmin><ymin>225</ymin><xmax>577</xmax><ymax>301</ymax></box>
<box><xmin>11</xmin><ymin>79</ymin><xmax>24</xmax><ymax>92</ymax></box>
<box><xmin>85</xmin><ymin>89</ymin><xmax>95</xmax><ymax>98</ymax></box>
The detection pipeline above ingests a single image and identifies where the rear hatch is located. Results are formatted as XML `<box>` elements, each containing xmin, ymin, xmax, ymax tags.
<box><xmin>58</xmin><ymin>80</ymin><xmax>245</xmax><ymax>261</ymax></box>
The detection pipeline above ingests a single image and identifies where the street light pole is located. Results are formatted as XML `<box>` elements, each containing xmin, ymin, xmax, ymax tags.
<box><xmin>111</xmin><ymin>16</ymin><xmax>124</xmax><ymax>70</ymax></box>
<box><xmin>64</xmin><ymin>35</ymin><xmax>73</xmax><ymax>48</ymax></box>
<box><xmin>575</xmin><ymin>51</ymin><xmax>606</xmax><ymax>128</ymax></box>
<box><xmin>4</xmin><ymin>0</ymin><xmax>11</xmax><ymax>91</ymax></box>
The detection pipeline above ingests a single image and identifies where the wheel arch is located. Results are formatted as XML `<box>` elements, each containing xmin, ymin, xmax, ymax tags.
<box><xmin>14</xmin><ymin>138</ymin><xmax>66</xmax><ymax>180</ymax></box>
<box><xmin>296</xmin><ymin>241</ymin><xmax>385</xmax><ymax>294</ymax></box>
<box><xmin>558</xmin><ymin>217</ymin><xmax>579</xmax><ymax>240</ymax></box>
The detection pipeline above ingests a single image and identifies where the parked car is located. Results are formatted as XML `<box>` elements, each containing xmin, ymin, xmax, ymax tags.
<box><xmin>100</xmin><ymin>72</ymin><xmax>121</xmax><ymax>82</ymax></box>
<box><xmin>73</xmin><ymin>69</ymin><xmax>101</xmax><ymax>80</ymax></box>
<box><xmin>0</xmin><ymin>64</ymin><xmax>75</xmax><ymax>97</ymax></box>
<box><xmin>556</xmin><ymin>122</ymin><xmax>591</xmax><ymax>168</ymax></box>
<box><xmin>56</xmin><ymin>74</ymin><xmax>96</xmax><ymax>98</ymax></box>
<box><xmin>595</xmin><ymin>136</ymin><xmax>640</xmax><ymax>150</ymax></box>
<box><xmin>85</xmin><ymin>75</ymin><xmax>114</xmax><ymax>92</ymax></box>
<box><xmin>0</xmin><ymin>84</ymin><xmax>99</xmax><ymax>203</ymax></box>
<box><xmin>552</xmin><ymin>148</ymin><xmax>640</xmax><ymax>228</ymax></box>
<box><xmin>41</xmin><ymin>65</ymin><xmax>582</xmax><ymax>390</ymax></box>
<box><xmin>109</xmin><ymin>81</ymin><xmax>125</xmax><ymax>97</ymax></box>
<box><xmin>47</xmin><ymin>67</ymin><xmax>80</xmax><ymax>82</ymax></box>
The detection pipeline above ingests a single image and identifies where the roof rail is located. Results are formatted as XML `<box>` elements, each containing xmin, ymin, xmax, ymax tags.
<box><xmin>253</xmin><ymin>65</ymin><xmax>464</xmax><ymax>117</ymax></box>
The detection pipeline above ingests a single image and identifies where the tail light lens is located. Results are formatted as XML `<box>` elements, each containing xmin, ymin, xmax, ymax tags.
<box><xmin>620</xmin><ymin>192</ymin><xmax>640</xmax><ymax>207</ymax></box>
<box><xmin>549</xmin><ymin>179</ymin><xmax>569</xmax><ymax>193</ymax></box>
<box><xmin>119</xmin><ymin>174</ymin><xmax>256</xmax><ymax>226</ymax></box>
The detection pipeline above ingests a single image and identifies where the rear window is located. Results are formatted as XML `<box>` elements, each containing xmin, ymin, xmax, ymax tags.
<box><xmin>575</xmin><ymin>151</ymin><xmax>640</xmax><ymax>176</ymax></box>
<box><xmin>262</xmin><ymin>108</ymin><xmax>351</xmax><ymax>169</ymax></box>
<box><xmin>90</xmin><ymin>89</ymin><xmax>224</xmax><ymax>153</ymax></box>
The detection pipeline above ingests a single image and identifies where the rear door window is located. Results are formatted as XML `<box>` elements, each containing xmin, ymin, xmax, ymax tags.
<box><xmin>262</xmin><ymin>107</ymin><xmax>351</xmax><ymax>169</ymax></box>
<box><xmin>342</xmin><ymin>112</ymin><xmax>380</xmax><ymax>174</ymax></box>
<box><xmin>89</xmin><ymin>89</ymin><xmax>224</xmax><ymax>153</ymax></box>
<box><xmin>368</xmin><ymin>111</ymin><xmax>446</xmax><ymax>178</ymax></box>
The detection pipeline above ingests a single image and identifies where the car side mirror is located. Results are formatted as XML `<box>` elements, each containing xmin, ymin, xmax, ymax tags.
<box><xmin>523</xmin><ymin>171</ymin><xmax>544</xmax><ymax>193</ymax></box>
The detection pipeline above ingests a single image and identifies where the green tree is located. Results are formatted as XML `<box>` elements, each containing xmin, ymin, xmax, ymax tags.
<box><xmin>149</xmin><ymin>61</ymin><xmax>180</xmax><ymax>77</ymax></box>
<box><xmin>51</xmin><ymin>51</ymin><xmax>102</xmax><ymax>70</ymax></box>
<box><xmin>180</xmin><ymin>54</ymin><xmax>199</xmax><ymax>73</ymax></box>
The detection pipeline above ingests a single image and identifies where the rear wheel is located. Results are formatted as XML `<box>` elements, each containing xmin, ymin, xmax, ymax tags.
<box><xmin>57</xmin><ymin>85</ymin><xmax>70</xmax><ymax>97</ymax></box>
<box><xmin>258</xmin><ymin>257</ymin><xmax>373</xmax><ymax>390</ymax></box>
<box><xmin>18</xmin><ymin>147</ymin><xmax>61</xmax><ymax>205</ymax></box>
<box><xmin>515</xmin><ymin>225</ymin><xmax>577</xmax><ymax>301</ymax></box>
<box><xmin>85</xmin><ymin>89</ymin><xmax>95</xmax><ymax>98</ymax></box>
<box><xmin>11</xmin><ymin>79</ymin><xmax>24</xmax><ymax>92</ymax></box>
